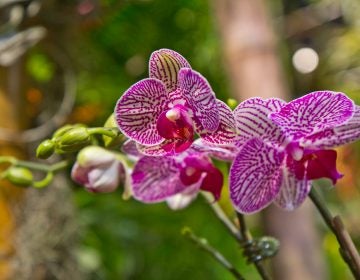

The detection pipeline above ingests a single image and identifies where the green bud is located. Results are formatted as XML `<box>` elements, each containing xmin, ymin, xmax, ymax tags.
<box><xmin>104</xmin><ymin>113</ymin><xmax>117</xmax><ymax>128</ymax></box>
<box><xmin>103</xmin><ymin>114</ymin><xmax>124</xmax><ymax>148</ymax></box>
<box><xmin>5</xmin><ymin>167</ymin><xmax>33</xmax><ymax>186</ymax></box>
<box><xmin>53</xmin><ymin>124</ymin><xmax>86</xmax><ymax>138</ymax></box>
<box><xmin>53</xmin><ymin>125</ymin><xmax>74</xmax><ymax>138</ymax></box>
<box><xmin>226</xmin><ymin>98</ymin><xmax>238</xmax><ymax>110</ymax></box>
<box><xmin>256</xmin><ymin>236</ymin><xmax>280</xmax><ymax>258</ymax></box>
<box><xmin>54</xmin><ymin>127</ymin><xmax>91</xmax><ymax>153</ymax></box>
<box><xmin>59</xmin><ymin>127</ymin><xmax>90</xmax><ymax>145</ymax></box>
<box><xmin>36</xmin><ymin>139</ymin><xmax>55</xmax><ymax>159</ymax></box>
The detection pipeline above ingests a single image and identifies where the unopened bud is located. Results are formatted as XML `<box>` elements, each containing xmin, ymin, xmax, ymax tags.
<box><xmin>103</xmin><ymin>114</ymin><xmax>124</xmax><ymax>148</ymax></box>
<box><xmin>226</xmin><ymin>98</ymin><xmax>238</xmax><ymax>110</ymax></box>
<box><xmin>36</xmin><ymin>139</ymin><xmax>55</xmax><ymax>159</ymax></box>
<box><xmin>53</xmin><ymin>125</ymin><xmax>75</xmax><ymax>138</ymax></box>
<box><xmin>59</xmin><ymin>127</ymin><xmax>90</xmax><ymax>145</ymax></box>
<box><xmin>55</xmin><ymin>127</ymin><xmax>91</xmax><ymax>153</ymax></box>
<box><xmin>256</xmin><ymin>236</ymin><xmax>280</xmax><ymax>258</ymax></box>
<box><xmin>6</xmin><ymin>167</ymin><xmax>33</xmax><ymax>186</ymax></box>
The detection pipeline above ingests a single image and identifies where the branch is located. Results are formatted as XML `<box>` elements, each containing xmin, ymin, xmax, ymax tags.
<box><xmin>182</xmin><ymin>227</ymin><xmax>245</xmax><ymax>280</ymax></box>
<box><xmin>309</xmin><ymin>187</ymin><xmax>360</xmax><ymax>278</ymax></box>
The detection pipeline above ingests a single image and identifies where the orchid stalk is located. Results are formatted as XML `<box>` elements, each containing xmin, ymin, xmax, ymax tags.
<box><xmin>309</xmin><ymin>187</ymin><xmax>360</xmax><ymax>277</ymax></box>
<box><xmin>182</xmin><ymin>227</ymin><xmax>245</xmax><ymax>280</ymax></box>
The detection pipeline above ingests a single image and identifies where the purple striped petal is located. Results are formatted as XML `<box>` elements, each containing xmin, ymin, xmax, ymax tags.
<box><xmin>229</xmin><ymin>138</ymin><xmax>285</xmax><ymax>214</ymax></box>
<box><xmin>137</xmin><ymin>138</ymin><xmax>193</xmax><ymax>156</ymax></box>
<box><xmin>192</xmin><ymin>139</ymin><xmax>238</xmax><ymax>161</ymax></box>
<box><xmin>178</xmin><ymin>68</ymin><xmax>219</xmax><ymax>133</ymax></box>
<box><xmin>115</xmin><ymin>79</ymin><xmax>168</xmax><ymax>145</ymax></box>
<box><xmin>131</xmin><ymin>156</ymin><xmax>187</xmax><ymax>203</ymax></box>
<box><xmin>201</xmin><ymin>100</ymin><xmax>236</xmax><ymax>144</ymax></box>
<box><xmin>269</xmin><ymin>91</ymin><xmax>355</xmax><ymax>140</ymax></box>
<box><xmin>234</xmin><ymin>97</ymin><xmax>286</xmax><ymax>148</ymax></box>
<box><xmin>137</xmin><ymin>142</ymin><xmax>168</xmax><ymax>156</ymax></box>
<box><xmin>302</xmin><ymin>106</ymin><xmax>360</xmax><ymax>148</ymax></box>
<box><xmin>121</xmin><ymin>140</ymin><xmax>142</xmax><ymax>158</ymax></box>
<box><xmin>274</xmin><ymin>155</ymin><xmax>311</xmax><ymax>210</ymax></box>
<box><xmin>149</xmin><ymin>49</ymin><xmax>191</xmax><ymax>92</ymax></box>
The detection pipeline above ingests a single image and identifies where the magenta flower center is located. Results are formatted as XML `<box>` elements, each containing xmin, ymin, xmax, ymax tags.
<box><xmin>179</xmin><ymin>156</ymin><xmax>223</xmax><ymax>200</ymax></box>
<box><xmin>287</xmin><ymin>141</ymin><xmax>343</xmax><ymax>184</ymax></box>
<box><xmin>156</xmin><ymin>105</ymin><xmax>194</xmax><ymax>141</ymax></box>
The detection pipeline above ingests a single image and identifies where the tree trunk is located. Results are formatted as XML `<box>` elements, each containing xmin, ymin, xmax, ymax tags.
<box><xmin>212</xmin><ymin>0</ymin><xmax>327</xmax><ymax>279</ymax></box>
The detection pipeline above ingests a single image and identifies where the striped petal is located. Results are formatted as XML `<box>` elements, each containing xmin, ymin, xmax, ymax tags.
<box><xmin>274</xmin><ymin>155</ymin><xmax>311</xmax><ymax>210</ymax></box>
<box><xmin>201</xmin><ymin>100</ymin><xmax>236</xmax><ymax>144</ymax></box>
<box><xmin>192</xmin><ymin>139</ymin><xmax>238</xmax><ymax>161</ymax></box>
<box><xmin>230</xmin><ymin>138</ymin><xmax>285</xmax><ymax>214</ymax></box>
<box><xmin>234</xmin><ymin>97</ymin><xmax>286</xmax><ymax>148</ymax></box>
<box><xmin>121</xmin><ymin>140</ymin><xmax>142</xmax><ymax>159</ymax></box>
<box><xmin>302</xmin><ymin>106</ymin><xmax>360</xmax><ymax>149</ymax></box>
<box><xmin>137</xmin><ymin>138</ymin><xmax>193</xmax><ymax>156</ymax></box>
<box><xmin>178</xmin><ymin>68</ymin><xmax>219</xmax><ymax>133</ymax></box>
<box><xmin>115</xmin><ymin>79</ymin><xmax>168</xmax><ymax>145</ymax></box>
<box><xmin>131</xmin><ymin>156</ymin><xmax>187</xmax><ymax>203</ymax></box>
<box><xmin>149</xmin><ymin>49</ymin><xmax>191</xmax><ymax>92</ymax></box>
<box><xmin>269</xmin><ymin>91</ymin><xmax>355</xmax><ymax>140</ymax></box>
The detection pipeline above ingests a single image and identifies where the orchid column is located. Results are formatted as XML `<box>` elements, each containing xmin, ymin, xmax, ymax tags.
<box><xmin>212</xmin><ymin>0</ymin><xmax>326</xmax><ymax>279</ymax></box>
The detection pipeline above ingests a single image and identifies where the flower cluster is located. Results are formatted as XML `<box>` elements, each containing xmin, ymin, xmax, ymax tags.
<box><xmin>71</xmin><ymin>49</ymin><xmax>360</xmax><ymax>214</ymax></box>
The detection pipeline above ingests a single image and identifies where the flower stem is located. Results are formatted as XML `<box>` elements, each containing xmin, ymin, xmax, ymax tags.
<box><xmin>87</xmin><ymin>127</ymin><xmax>119</xmax><ymax>138</ymax></box>
<box><xmin>309</xmin><ymin>187</ymin><xmax>360</xmax><ymax>278</ymax></box>
<box><xmin>14</xmin><ymin>159</ymin><xmax>69</xmax><ymax>173</ymax></box>
<box><xmin>182</xmin><ymin>227</ymin><xmax>245</xmax><ymax>280</ymax></box>
<box><xmin>202</xmin><ymin>193</ymin><xmax>271</xmax><ymax>280</ymax></box>
<box><xmin>202</xmin><ymin>193</ymin><xmax>242</xmax><ymax>242</ymax></box>
<box><xmin>236</xmin><ymin>212</ymin><xmax>271</xmax><ymax>280</ymax></box>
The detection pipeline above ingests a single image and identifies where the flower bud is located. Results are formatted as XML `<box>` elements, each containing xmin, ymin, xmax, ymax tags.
<box><xmin>226</xmin><ymin>98</ymin><xmax>238</xmax><ymax>110</ymax></box>
<box><xmin>71</xmin><ymin>146</ymin><xmax>126</xmax><ymax>193</ymax></box>
<box><xmin>53</xmin><ymin>125</ymin><xmax>75</xmax><ymax>138</ymax></box>
<box><xmin>103</xmin><ymin>114</ymin><xmax>124</xmax><ymax>148</ymax></box>
<box><xmin>36</xmin><ymin>139</ymin><xmax>55</xmax><ymax>159</ymax></box>
<box><xmin>55</xmin><ymin>127</ymin><xmax>91</xmax><ymax>153</ymax></box>
<box><xmin>5</xmin><ymin>167</ymin><xmax>33</xmax><ymax>186</ymax></box>
<box><xmin>256</xmin><ymin>236</ymin><xmax>280</xmax><ymax>258</ymax></box>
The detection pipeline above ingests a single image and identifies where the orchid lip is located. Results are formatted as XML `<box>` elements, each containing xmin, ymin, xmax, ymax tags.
<box><xmin>156</xmin><ymin>105</ymin><xmax>194</xmax><ymax>141</ymax></box>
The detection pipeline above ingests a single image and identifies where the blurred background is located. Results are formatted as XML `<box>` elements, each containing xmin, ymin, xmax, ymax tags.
<box><xmin>0</xmin><ymin>0</ymin><xmax>359</xmax><ymax>279</ymax></box>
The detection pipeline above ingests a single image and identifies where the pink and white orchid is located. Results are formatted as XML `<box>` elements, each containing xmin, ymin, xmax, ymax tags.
<box><xmin>130</xmin><ymin>147</ymin><xmax>223</xmax><ymax>210</ymax></box>
<box><xmin>230</xmin><ymin>91</ymin><xmax>360</xmax><ymax>214</ymax></box>
<box><xmin>115</xmin><ymin>49</ymin><xmax>236</xmax><ymax>156</ymax></box>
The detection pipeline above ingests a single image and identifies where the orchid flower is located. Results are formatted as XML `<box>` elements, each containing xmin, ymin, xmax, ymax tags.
<box><xmin>115</xmin><ymin>49</ymin><xmax>236</xmax><ymax>156</ymax></box>
<box><xmin>130</xmin><ymin>148</ymin><xmax>223</xmax><ymax>210</ymax></box>
<box><xmin>230</xmin><ymin>91</ymin><xmax>360</xmax><ymax>214</ymax></box>
<box><xmin>71</xmin><ymin>146</ymin><xmax>129</xmax><ymax>194</ymax></box>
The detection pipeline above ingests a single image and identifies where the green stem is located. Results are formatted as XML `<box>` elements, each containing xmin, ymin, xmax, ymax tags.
<box><xmin>88</xmin><ymin>127</ymin><xmax>119</xmax><ymax>138</ymax></box>
<box><xmin>182</xmin><ymin>228</ymin><xmax>245</xmax><ymax>280</ymax></box>
<box><xmin>14</xmin><ymin>160</ymin><xmax>69</xmax><ymax>173</ymax></box>
<box><xmin>202</xmin><ymin>193</ymin><xmax>242</xmax><ymax>242</ymax></box>
<box><xmin>33</xmin><ymin>172</ymin><xmax>54</xmax><ymax>188</ymax></box>
<box><xmin>0</xmin><ymin>156</ymin><xmax>16</xmax><ymax>165</ymax></box>
<box><xmin>202</xmin><ymin>193</ymin><xmax>271</xmax><ymax>280</ymax></box>
<box><xmin>309</xmin><ymin>188</ymin><xmax>360</xmax><ymax>279</ymax></box>
<box><xmin>236</xmin><ymin>212</ymin><xmax>270</xmax><ymax>280</ymax></box>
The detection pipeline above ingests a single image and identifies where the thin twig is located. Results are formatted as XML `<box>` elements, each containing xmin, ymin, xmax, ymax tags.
<box><xmin>202</xmin><ymin>193</ymin><xmax>242</xmax><ymax>242</ymax></box>
<box><xmin>236</xmin><ymin>212</ymin><xmax>271</xmax><ymax>280</ymax></box>
<box><xmin>202</xmin><ymin>193</ymin><xmax>271</xmax><ymax>280</ymax></box>
<box><xmin>182</xmin><ymin>228</ymin><xmax>245</xmax><ymax>280</ymax></box>
<box><xmin>14</xmin><ymin>160</ymin><xmax>69</xmax><ymax>173</ymax></box>
<box><xmin>309</xmin><ymin>188</ymin><xmax>360</xmax><ymax>279</ymax></box>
